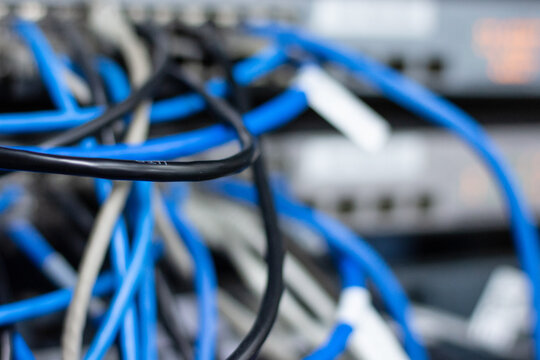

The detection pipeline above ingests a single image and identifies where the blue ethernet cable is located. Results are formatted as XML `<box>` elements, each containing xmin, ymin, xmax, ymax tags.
<box><xmin>250</xmin><ymin>22</ymin><xmax>540</xmax><ymax>359</ymax></box>
<box><xmin>139</xmin><ymin>254</ymin><xmax>158</xmax><ymax>360</ymax></box>
<box><xmin>305</xmin><ymin>324</ymin><xmax>353</xmax><ymax>360</ymax></box>
<box><xmin>162</xmin><ymin>189</ymin><xmax>218</xmax><ymax>360</ymax></box>
<box><xmin>207</xmin><ymin>179</ymin><xmax>424</xmax><ymax>360</ymax></box>
<box><xmin>6</xmin><ymin>219</ymin><xmax>79</xmax><ymax>289</ymax></box>
<box><xmin>0</xmin><ymin>272</ymin><xmax>115</xmax><ymax>326</ymax></box>
<box><xmin>95</xmin><ymin>178</ymin><xmax>140</xmax><ymax>360</ymax></box>
<box><xmin>0</xmin><ymin>20</ymin><xmax>103</xmax><ymax>134</ymax></box>
<box><xmin>6</xmin><ymin>220</ymin><xmax>53</xmax><ymax>269</ymax></box>
<box><xmin>14</xmin><ymin>19</ymin><xmax>77</xmax><ymax>112</ymax></box>
<box><xmin>85</xmin><ymin>181</ymin><xmax>154</xmax><ymax>360</ymax></box>
<box><xmin>0</xmin><ymin>242</ymin><xmax>163</xmax><ymax>327</ymax></box>
<box><xmin>97</xmin><ymin>58</ymin><xmax>130</xmax><ymax>103</ymax></box>
<box><xmin>12</xmin><ymin>332</ymin><xmax>36</xmax><ymax>360</ymax></box>
<box><xmin>0</xmin><ymin>185</ymin><xmax>22</xmax><ymax>213</ymax></box>
<box><xmin>0</xmin><ymin>108</ymin><xmax>102</xmax><ymax>135</ymax></box>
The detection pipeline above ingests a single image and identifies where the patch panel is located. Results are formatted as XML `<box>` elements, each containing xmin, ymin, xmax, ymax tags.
<box><xmin>266</xmin><ymin>123</ymin><xmax>540</xmax><ymax>235</ymax></box>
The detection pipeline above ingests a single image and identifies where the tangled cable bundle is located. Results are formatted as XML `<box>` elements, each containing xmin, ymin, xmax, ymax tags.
<box><xmin>0</xmin><ymin>6</ymin><xmax>537</xmax><ymax>360</ymax></box>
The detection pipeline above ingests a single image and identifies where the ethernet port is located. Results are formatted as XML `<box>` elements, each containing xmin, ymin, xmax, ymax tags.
<box><xmin>417</xmin><ymin>193</ymin><xmax>434</xmax><ymax>213</ymax></box>
<box><xmin>427</xmin><ymin>57</ymin><xmax>444</xmax><ymax>75</ymax></box>
<box><xmin>377</xmin><ymin>196</ymin><xmax>394</xmax><ymax>214</ymax></box>
<box><xmin>388</xmin><ymin>56</ymin><xmax>405</xmax><ymax>72</ymax></box>
<box><xmin>337</xmin><ymin>198</ymin><xmax>356</xmax><ymax>215</ymax></box>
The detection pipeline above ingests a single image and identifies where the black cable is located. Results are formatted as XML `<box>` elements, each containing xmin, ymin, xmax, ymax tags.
<box><xmin>0</xmin><ymin>331</ymin><xmax>9</xmax><ymax>360</ymax></box>
<box><xmin>228</xmin><ymin>156</ymin><xmax>284</xmax><ymax>360</ymax></box>
<box><xmin>54</xmin><ymin>19</ymin><xmax>123</xmax><ymax>147</ymax></box>
<box><xmin>193</xmin><ymin>25</ymin><xmax>285</xmax><ymax>360</ymax></box>
<box><xmin>55</xmin><ymin>20</ymin><xmax>108</xmax><ymax>107</ymax></box>
<box><xmin>285</xmin><ymin>240</ymin><xmax>340</xmax><ymax>301</ymax></box>
<box><xmin>155</xmin><ymin>269</ymin><xmax>193</xmax><ymax>360</ymax></box>
<box><xmin>199</xmin><ymin>22</ymin><xmax>250</xmax><ymax>112</ymax></box>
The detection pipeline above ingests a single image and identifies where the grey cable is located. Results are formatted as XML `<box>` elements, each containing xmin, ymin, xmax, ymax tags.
<box><xmin>61</xmin><ymin>4</ymin><xmax>153</xmax><ymax>359</ymax></box>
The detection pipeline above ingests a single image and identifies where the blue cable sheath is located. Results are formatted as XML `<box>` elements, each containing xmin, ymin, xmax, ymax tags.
<box><xmin>207</xmin><ymin>179</ymin><xmax>423</xmax><ymax>359</ymax></box>
<box><xmin>13</xmin><ymin>20</ymin><xmax>77</xmax><ymax>112</ymax></box>
<box><xmin>0</xmin><ymin>108</ymin><xmax>102</xmax><ymax>135</ymax></box>
<box><xmin>0</xmin><ymin>273</ymin><xmax>115</xmax><ymax>326</ymax></box>
<box><xmin>0</xmin><ymin>185</ymin><xmax>23</xmax><ymax>213</ymax></box>
<box><xmin>12</xmin><ymin>332</ymin><xmax>36</xmax><ymax>360</ymax></box>
<box><xmin>97</xmin><ymin>58</ymin><xmax>131</xmax><ymax>103</ymax></box>
<box><xmin>304</xmin><ymin>323</ymin><xmax>354</xmax><ymax>360</ymax></box>
<box><xmin>85</xmin><ymin>182</ymin><xmax>153</xmax><ymax>360</ymax></box>
<box><xmin>163</xmin><ymin>192</ymin><xmax>218</xmax><ymax>360</ymax></box>
<box><xmin>95</xmin><ymin>178</ymin><xmax>140</xmax><ymax>360</ymax></box>
<box><xmin>233</xmin><ymin>45</ymin><xmax>288</xmax><ymax>85</ymax></box>
<box><xmin>0</xmin><ymin>45</ymin><xmax>287</xmax><ymax>133</ymax></box>
<box><xmin>6</xmin><ymin>219</ymin><xmax>55</xmax><ymax>268</ymax></box>
<box><xmin>338</xmin><ymin>256</ymin><xmax>365</xmax><ymax>289</ymax></box>
<box><xmin>150</xmin><ymin>80</ymin><xmax>226</xmax><ymax>124</ymax></box>
<box><xmin>139</xmin><ymin>254</ymin><xmax>158</xmax><ymax>360</ymax></box>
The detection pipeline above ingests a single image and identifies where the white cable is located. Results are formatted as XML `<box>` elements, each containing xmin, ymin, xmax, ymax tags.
<box><xmin>184</xmin><ymin>193</ymin><xmax>330</xmax><ymax>346</ymax></box>
<box><xmin>187</xmin><ymin>193</ymin><xmax>408</xmax><ymax>359</ymax></box>
<box><xmin>412</xmin><ymin>304</ymin><xmax>517</xmax><ymax>357</ymax></box>
<box><xmin>337</xmin><ymin>287</ymin><xmax>409</xmax><ymax>360</ymax></box>
<box><xmin>62</xmin><ymin>183</ymin><xmax>131</xmax><ymax>360</ymax></box>
<box><xmin>185</xmin><ymin>193</ymin><xmax>336</xmax><ymax>323</ymax></box>
<box><xmin>412</xmin><ymin>304</ymin><xmax>471</xmax><ymax>346</ymax></box>
<box><xmin>218</xmin><ymin>289</ymin><xmax>301</xmax><ymax>360</ymax></box>
<box><xmin>229</xmin><ymin>240</ymin><xmax>328</xmax><ymax>346</ymax></box>
<box><xmin>90</xmin><ymin>2</ymin><xmax>151</xmax><ymax>142</ymax></box>
<box><xmin>152</xmin><ymin>190</ymin><xmax>307</xmax><ymax>356</ymax></box>
<box><xmin>63</xmin><ymin>67</ymin><xmax>92</xmax><ymax>105</ymax></box>
<box><xmin>185</xmin><ymin>193</ymin><xmax>336</xmax><ymax>320</ymax></box>
<box><xmin>61</xmin><ymin>4</ymin><xmax>152</xmax><ymax>359</ymax></box>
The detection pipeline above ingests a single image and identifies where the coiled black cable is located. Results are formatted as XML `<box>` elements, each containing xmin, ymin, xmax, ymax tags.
<box><xmin>187</xmin><ymin>23</ymin><xmax>285</xmax><ymax>360</ymax></box>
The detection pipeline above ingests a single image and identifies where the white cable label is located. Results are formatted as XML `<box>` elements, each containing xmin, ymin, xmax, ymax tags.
<box><xmin>336</xmin><ymin>287</ymin><xmax>371</xmax><ymax>325</ymax></box>
<box><xmin>336</xmin><ymin>287</ymin><xmax>409</xmax><ymax>360</ymax></box>
<box><xmin>295</xmin><ymin>65</ymin><xmax>390</xmax><ymax>152</ymax></box>
<box><xmin>467</xmin><ymin>266</ymin><xmax>530</xmax><ymax>353</ymax></box>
